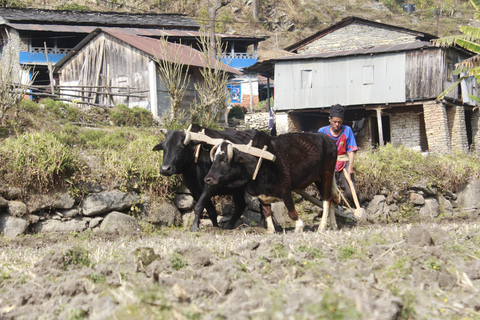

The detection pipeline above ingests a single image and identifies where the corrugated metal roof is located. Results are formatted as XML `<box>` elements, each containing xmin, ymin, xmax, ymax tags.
<box><xmin>105</xmin><ymin>30</ymin><xmax>241</xmax><ymax>74</ymax></box>
<box><xmin>276</xmin><ymin>41</ymin><xmax>436</xmax><ymax>61</ymax></box>
<box><xmin>55</xmin><ymin>28</ymin><xmax>241</xmax><ymax>75</ymax></box>
<box><xmin>6</xmin><ymin>23</ymin><xmax>96</xmax><ymax>33</ymax></box>
<box><xmin>5</xmin><ymin>22</ymin><xmax>267</xmax><ymax>43</ymax></box>
<box><xmin>244</xmin><ymin>41</ymin><xmax>439</xmax><ymax>78</ymax></box>
<box><xmin>0</xmin><ymin>8</ymin><xmax>199</xmax><ymax>29</ymax></box>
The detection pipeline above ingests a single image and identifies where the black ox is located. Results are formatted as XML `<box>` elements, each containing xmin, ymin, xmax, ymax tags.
<box><xmin>152</xmin><ymin>124</ymin><xmax>259</xmax><ymax>231</ymax></box>
<box><xmin>204</xmin><ymin>131</ymin><xmax>340</xmax><ymax>232</ymax></box>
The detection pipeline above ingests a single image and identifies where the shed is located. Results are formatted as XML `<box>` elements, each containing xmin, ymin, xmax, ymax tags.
<box><xmin>54</xmin><ymin>29</ymin><xmax>241</xmax><ymax>117</ymax></box>
<box><xmin>267</xmin><ymin>16</ymin><xmax>478</xmax><ymax>153</ymax></box>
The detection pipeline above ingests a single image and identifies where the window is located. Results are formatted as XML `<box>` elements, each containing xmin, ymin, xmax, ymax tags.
<box><xmin>301</xmin><ymin>70</ymin><xmax>312</xmax><ymax>89</ymax></box>
<box><xmin>363</xmin><ymin>65</ymin><xmax>374</xmax><ymax>85</ymax></box>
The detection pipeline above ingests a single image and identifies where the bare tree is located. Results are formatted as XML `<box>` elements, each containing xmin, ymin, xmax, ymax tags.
<box><xmin>190</xmin><ymin>33</ymin><xmax>231</xmax><ymax>127</ymax></box>
<box><xmin>0</xmin><ymin>47</ymin><xmax>35</xmax><ymax>126</ymax></box>
<box><xmin>154</xmin><ymin>36</ymin><xmax>192</xmax><ymax>123</ymax></box>
<box><xmin>206</xmin><ymin>0</ymin><xmax>231</xmax><ymax>58</ymax></box>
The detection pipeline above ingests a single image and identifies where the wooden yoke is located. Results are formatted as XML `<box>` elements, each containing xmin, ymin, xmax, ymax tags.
<box><xmin>184</xmin><ymin>128</ymin><xmax>276</xmax><ymax>177</ymax></box>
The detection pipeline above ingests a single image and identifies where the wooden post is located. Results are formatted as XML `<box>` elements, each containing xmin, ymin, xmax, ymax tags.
<box><xmin>248</xmin><ymin>73</ymin><xmax>253</xmax><ymax>112</ymax></box>
<box><xmin>92</xmin><ymin>39</ymin><xmax>105</xmax><ymax>104</ymax></box>
<box><xmin>44</xmin><ymin>42</ymin><xmax>55</xmax><ymax>95</ymax></box>
<box><xmin>376</xmin><ymin>108</ymin><xmax>384</xmax><ymax>146</ymax></box>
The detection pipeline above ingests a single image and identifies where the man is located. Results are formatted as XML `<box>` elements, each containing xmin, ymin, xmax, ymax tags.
<box><xmin>318</xmin><ymin>104</ymin><xmax>358</xmax><ymax>206</ymax></box>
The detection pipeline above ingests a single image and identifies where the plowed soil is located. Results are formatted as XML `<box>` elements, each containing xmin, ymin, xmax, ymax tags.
<box><xmin>1</xmin><ymin>218</ymin><xmax>480</xmax><ymax>320</ymax></box>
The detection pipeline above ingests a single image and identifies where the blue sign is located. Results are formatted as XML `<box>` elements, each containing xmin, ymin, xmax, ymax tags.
<box><xmin>227</xmin><ymin>84</ymin><xmax>241</xmax><ymax>103</ymax></box>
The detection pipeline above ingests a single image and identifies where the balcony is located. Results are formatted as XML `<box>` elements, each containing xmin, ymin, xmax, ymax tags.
<box><xmin>19</xmin><ymin>47</ymin><xmax>71</xmax><ymax>65</ymax></box>
<box><xmin>221</xmin><ymin>52</ymin><xmax>257</xmax><ymax>69</ymax></box>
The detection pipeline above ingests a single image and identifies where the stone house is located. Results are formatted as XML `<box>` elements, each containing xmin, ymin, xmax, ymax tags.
<box><xmin>249</xmin><ymin>16</ymin><xmax>478</xmax><ymax>153</ymax></box>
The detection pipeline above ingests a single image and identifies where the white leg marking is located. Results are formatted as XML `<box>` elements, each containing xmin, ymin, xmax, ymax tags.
<box><xmin>266</xmin><ymin>216</ymin><xmax>275</xmax><ymax>234</ymax></box>
<box><xmin>329</xmin><ymin>202</ymin><xmax>337</xmax><ymax>230</ymax></box>
<box><xmin>318</xmin><ymin>200</ymin><xmax>330</xmax><ymax>231</ymax></box>
<box><xmin>294</xmin><ymin>219</ymin><xmax>304</xmax><ymax>233</ymax></box>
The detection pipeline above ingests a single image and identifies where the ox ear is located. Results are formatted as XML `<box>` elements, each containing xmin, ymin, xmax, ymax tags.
<box><xmin>233</xmin><ymin>149</ymin><xmax>248</xmax><ymax>164</ymax></box>
<box><xmin>152</xmin><ymin>142</ymin><xmax>164</xmax><ymax>151</ymax></box>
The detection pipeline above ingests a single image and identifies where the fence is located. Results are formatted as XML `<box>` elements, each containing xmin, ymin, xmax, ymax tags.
<box><xmin>27</xmin><ymin>84</ymin><xmax>149</xmax><ymax>107</ymax></box>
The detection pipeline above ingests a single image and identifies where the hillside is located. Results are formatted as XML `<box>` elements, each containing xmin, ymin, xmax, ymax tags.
<box><xmin>20</xmin><ymin>0</ymin><xmax>479</xmax><ymax>52</ymax></box>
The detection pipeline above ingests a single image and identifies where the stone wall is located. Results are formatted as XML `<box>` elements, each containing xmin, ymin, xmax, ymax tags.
<box><xmin>473</xmin><ymin>109</ymin><xmax>480</xmax><ymax>151</ymax></box>
<box><xmin>423</xmin><ymin>102</ymin><xmax>451</xmax><ymax>153</ymax></box>
<box><xmin>355</xmin><ymin>118</ymin><xmax>371</xmax><ymax>151</ymax></box>
<box><xmin>447</xmin><ymin>105</ymin><xmax>469</xmax><ymax>152</ymax></box>
<box><xmin>275</xmin><ymin>113</ymin><xmax>289</xmax><ymax>135</ymax></box>
<box><xmin>244</xmin><ymin>111</ymin><xmax>270</xmax><ymax>131</ymax></box>
<box><xmin>298</xmin><ymin>23</ymin><xmax>418</xmax><ymax>55</ymax></box>
<box><xmin>390</xmin><ymin>110</ymin><xmax>422</xmax><ymax>151</ymax></box>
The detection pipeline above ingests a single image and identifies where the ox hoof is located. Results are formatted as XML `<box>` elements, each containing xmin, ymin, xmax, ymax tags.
<box><xmin>190</xmin><ymin>225</ymin><xmax>199</xmax><ymax>232</ymax></box>
<box><xmin>317</xmin><ymin>222</ymin><xmax>327</xmax><ymax>231</ymax></box>
<box><xmin>294</xmin><ymin>219</ymin><xmax>304</xmax><ymax>233</ymax></box>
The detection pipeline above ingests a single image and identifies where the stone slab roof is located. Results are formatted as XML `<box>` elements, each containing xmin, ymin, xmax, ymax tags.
<box><xmin>0</xmin><ymin>8</ymin><xmax>200</xmax><ymax>30</ymax></box>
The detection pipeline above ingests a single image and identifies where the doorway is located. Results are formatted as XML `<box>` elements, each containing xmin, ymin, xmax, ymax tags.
<box><xmin>370</xmin><ymin>115</ymin><xmax>391</xmax><ymax>146</ymax></box>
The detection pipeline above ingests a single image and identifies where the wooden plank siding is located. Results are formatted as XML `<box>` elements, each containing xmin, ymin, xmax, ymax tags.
<box><xmin>58</xmin><ymin>33</ymin><xmax>152</xmax><ymax>108</ymax></box>
<box><xmin>57</xmin><ymin>32</ymin><xmax>203</xmax><ymax>116</ymax></box>
<box><xmin>405</xmin><ymin>48</ymin><xmax>446</xmax><ymax>100</ymax></box>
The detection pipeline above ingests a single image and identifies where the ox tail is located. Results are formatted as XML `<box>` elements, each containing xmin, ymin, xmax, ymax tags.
<box><xmin>331</xmin><ymin>176</ymin><xmax>340</xmax><ymax>205</ymax></box>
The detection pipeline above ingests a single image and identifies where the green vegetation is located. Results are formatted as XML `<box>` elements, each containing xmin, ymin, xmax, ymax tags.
<box><xmin>67</xmin><ymin>308</ymin><xmax>88</xmax><ymax>320</ymax></box>
<box><xmin>271</xmin><ymin>243</ymin><xmax>288</xmax><ymax>258</ymax></box>
<box><xmin>109</xmin><ymin>104</ymin><xmax>153</xmax><ymax>127</ymax></box>
<box><xmin>298</xmin><ymin>244</ymin><xmax>323</xmax><ymax>259</ymax></box>
<box><xmin>0</xmin><ymin>131</ymin><xmax>86</xmax><ymax>193</ymax></box>
<box><xmin>425</xmin><ymin>257</ymin><xmax>442</xmax><ymax>272</ymax></box>
<box><xmin>228</xmin><ymin>105</ymin><xmax>245</xmax><ymax>119</ymax></box>
<box><xmin>89</xmin><ymin>273</ymin><xmax>106</xmax><ymax>283</ymax></box>
<box><xmin>63</xmin><ymin>246</ymin><xmax>92</xmax><ymax>270</ymax></box>
<box><xmin>435</xmin><ymin>0</ymin><xmax>480</xmax><ymax>102</ymax></box>
<box><xmin>56</xmin><ymin>3</ymin><xmax>91</xmax><ymax>11</ymax></box>
<box><xmin>355</xmin><ymin>143</ymin><xmax>480</xmax><ymax>199</ymax></box>
<box><xmin>171</xmin><ymin>253</ymin><xmax>188</xmax><ymax>270</ymax></box>
<box><xmin>0</xmin><ymin>99</ymin><xmax>178</xmax><ymax>199</ymax></box>
<box><xmin>338</xmin><ymin>245</ymin><xmax>357</xmax><ymax>260</ymax></box>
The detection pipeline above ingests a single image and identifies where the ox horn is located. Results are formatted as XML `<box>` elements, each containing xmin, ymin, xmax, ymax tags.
<box><xmin>183</xmin><ymin>124</ymin><xmax>192</xmax><ymax>145</ymax></box>
<box><xmin>210</xmin><ymin>143</ymin><xmax>220</xmax><ymax>162</ymax></box>
<box><xmin>227</xmin><ymin>143</ymin><xmax>233</xmax><ymax>163</ymax></box>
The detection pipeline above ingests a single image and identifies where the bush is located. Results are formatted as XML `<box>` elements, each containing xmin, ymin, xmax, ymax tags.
<box><xmin>0</xmin><ymin>132</ymin><xmax>86</xmax><ymax>192</ymax></box>
<box><xmin>20</xmin><ymin>99</ymin><xmax>40</xmax><ymax>113</ymax></box>
<box><xmin>254</xmin><ymin>98</ymin><xmax>273</xmax><ymax>113</ymax></box>
<box><xmin>99</xmin><ymin>132</ymin><xmax>179</xmax><ymax>196</ymax></box>
<box><xmin>110</xmin><ymin>104</ymin><xmax>153</xmax><ymax>127</ymax></box>
<box><xmin>41</xmin><ymin>98</ymin><xmax>62</xmax><ymax>117</ymax></box>
<box><xmin>228</xmin><ymin>105</ymin><xmax>245</xmax><ymax>119</ymax></box>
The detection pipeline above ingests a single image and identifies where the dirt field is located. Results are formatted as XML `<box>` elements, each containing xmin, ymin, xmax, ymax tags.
<box><xmin>1</xmin><ymin>218</ymin><xmax>480</xmax><ymax>320</ymax></box>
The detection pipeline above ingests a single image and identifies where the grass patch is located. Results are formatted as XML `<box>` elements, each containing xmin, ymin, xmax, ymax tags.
<box><xmin>270</xmin><ymin>243</ymin><xmax>288</xmax><ymax>259</ymax></box>
<box><xmin>171</xmin><ymin>253</ymin><xmax>188</xmax><ymax>270</ymax></box>
<box><xmin>425</xmin><ymin>257</ymin><xmax>442</xmax><ymax>272</ymax></box>
<box><xmin>63</xmin><ymin>246</ymin><xmax>92</xmax><ymax>270</ymax></box>
<box><xmin>298</xmin><ymin>245</ymin><xmax>323</xmax><ymax>259</ymax></box>
<box><xmin>0</xmin><ymin>131</ymin><xmax>87</xmax><ymax>193</ymax></box>
<box><xmin>356</xmin><ymin>144</ymin><xmax>480</xmax><ymax>199</ymax></box>
<box><xmin>109</xmin><ymin>104</ymin><xmax>153</xmax><ymax>127</ymax></box>
<box><xmin>338</xmin><ymin>245</ymin><xmax>356</xmax><ymax>261</ymax></box>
